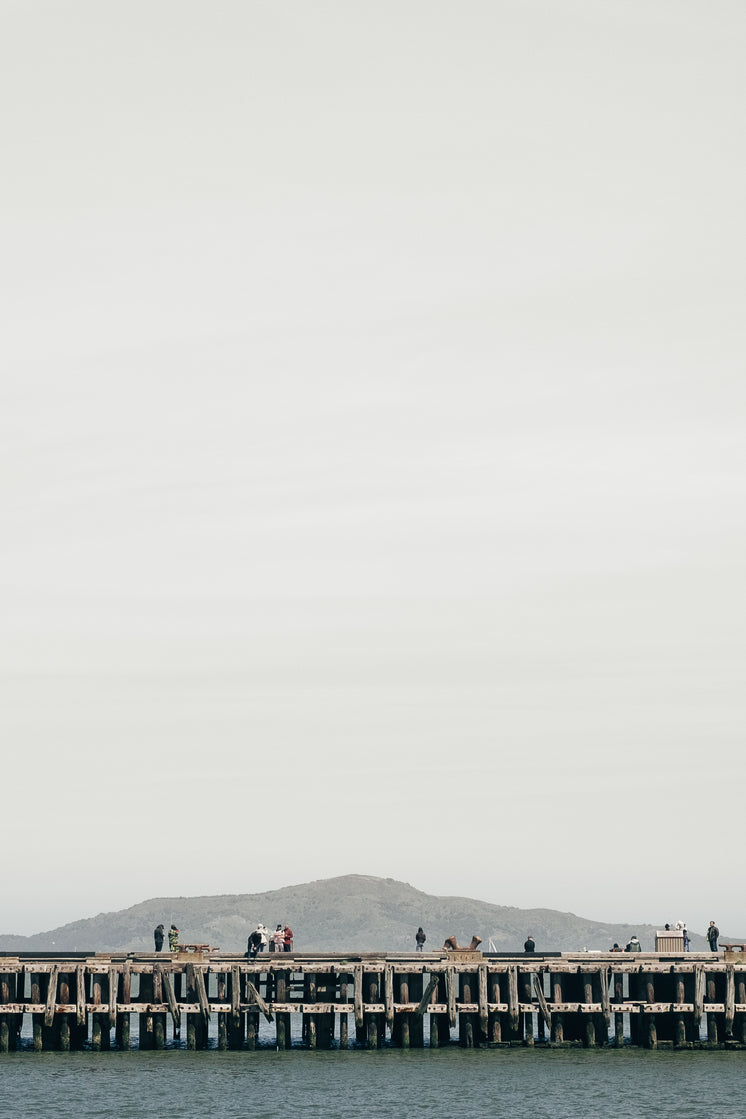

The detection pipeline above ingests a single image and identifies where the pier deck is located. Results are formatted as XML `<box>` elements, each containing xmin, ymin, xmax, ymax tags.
<box><xmin>0</xmin><ymin>951</ymin><xmax>743</xmax><ymax>1052</ymax></box>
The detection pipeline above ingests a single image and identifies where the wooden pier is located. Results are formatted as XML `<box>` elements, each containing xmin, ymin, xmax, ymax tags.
<box><xmin>1</xmin><ymin>950</ymin><xmax>745</xmax><ymax>1052</ymax></box>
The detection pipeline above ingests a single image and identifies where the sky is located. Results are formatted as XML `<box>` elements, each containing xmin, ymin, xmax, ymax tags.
<box><xmin>2</xmin><ymin>0</ymin><xmax>745</xmax><ymax>939</ymax></box>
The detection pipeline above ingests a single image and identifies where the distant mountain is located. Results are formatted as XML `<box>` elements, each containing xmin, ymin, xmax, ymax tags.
<box><xmin>0</xmin><ymin>875</ymin><xmax>713</xmax><ymax>954</ymax></box>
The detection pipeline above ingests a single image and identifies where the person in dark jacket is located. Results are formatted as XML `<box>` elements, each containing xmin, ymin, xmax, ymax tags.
<box><xmin>247</xmin><ymin>927</ymin><xmax>262</xmax><ymax>959</ymax></box>
<box><xmin>154</xmin><ymin>924</ymin><xmax>165</xmax><ymax>952</ymax></box>
<box><xmin>524</xmin><ymin>936</ymin><xmax>535</xmax><ymax>952</ymax></box>
<box><xmin>707</xmin><ymin>922</ymin><xmax>720</xmax><ymax>952</ymax></box>
<box><xmin>415</xmin><ymin>927</ymin><xmax>426</xmax><ymax>952</ymax></box>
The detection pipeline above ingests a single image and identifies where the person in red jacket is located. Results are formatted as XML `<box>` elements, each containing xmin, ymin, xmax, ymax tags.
<box><xmin>283</xmin><ymin>925</ymin><xmax>294</xmax><ymax>952</ymax></box>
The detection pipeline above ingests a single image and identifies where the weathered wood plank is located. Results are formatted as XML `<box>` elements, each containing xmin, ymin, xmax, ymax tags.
<box><xmin>354</xmin><ymin>965</ymin><xmax>364</xmax><ymax>1030</ymax></box>
<box><xmin>195</xmin><ymin>969</ymin><xmax>210</xmax><ymax>1022</ymax></box>
<box><xmin>384</xmin><ymin>965</ymin><xmax>394</xmax><ymax>1031</ymax></box>
<box><xmin>508</xmin><ymin>966</ymin><xmax>519</xmax><ymax>1031</ymax></box>
<box><xmin>694</xmin><ymin>965</ymin><xmax>705</xmax><ymax>1026</ymax></box>
<box><xmin>157</xmin><ymin>966</ymin><xmax>180</xmax><ymax>1028</ymax></box>
<box><xmin>725</xmin><ymin>965</ymin><xmax>735</xmax><ymax>1036</ymax></box>
<box><xmin>44</xmin><ymin>967</ymin><xmax>58</xmax><ymax>1028</ymax></box>
<box><xmin>230</xmin><ymin>965</ymin><xmax>241</xmax><ymax>1023</ymax></box>
<box><xmin>415</xmin><ymin>975</ymin><xmax>439</xmax><ymax>1016</ymax></box>
<box><xmin>446</xmin><ymin>966</ymin><xmax>457</xmax><ymax>1029</ymax></box>
<box><xmin>246</xmin><ymin>980</ymin><xmax>273</xmax><ymax>1023</ymax></box>
<box><xmin>76</xmin><ymin>965</ymin><xmax>86</xmax><ymax>1027</ymax></box>
<box><xmin>108</xmin><ymin>967</ymin><xmax>118</xmax><ymax>1028</ymax></box>
<box><xmin>478</xmin><ymin>964</ymin><xmax>489</xmax><ymax>1036</ymax></box>
<box><xmin>533</xmin><ymin>973</ymin><xmax>551</xmax><ymax>1030</ymax></box>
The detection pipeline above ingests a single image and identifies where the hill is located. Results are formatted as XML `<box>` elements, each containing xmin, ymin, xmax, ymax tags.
<box><xmin>0</xmin><ymin>875</ymin><xmax>714</xmax><ymax>954</ymax></box>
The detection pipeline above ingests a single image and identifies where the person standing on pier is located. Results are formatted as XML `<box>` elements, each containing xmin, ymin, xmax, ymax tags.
<box><xmin>415</xmin><ymin>927</ymin><xmax>426</xmax><ymax>951</ymax></box>
<box><xmin>283</xmin><ymin>925</ymin><xmax>293</xmax><ymax>952</ymax></box>
<box><xmin>154</xmin><ymin>924</ymin><xmax>165</xmax><ymax>952</ymax></box>
<box><xmin>247</xmin><ymin>926</ymin><xmax>263</xmax><ymax>958</ymax></box>
<box><xmin>707</xmin><ymin>921</ymin><xmax>720</xmax><ymax>951</ymax></box>
<box><xmin>524</xmin><ymin>936</ymin><xmax>535</xmax><ymax>952</ymax></box>
<box><xmin>168</xmin><ymin>925</ymin><xmax>179</xmax><ymax>952</ymax></box>
<box><xmin>272</xmin><ymin>925</ymin><xmax>285</xmax><ymax>952</ymax></box>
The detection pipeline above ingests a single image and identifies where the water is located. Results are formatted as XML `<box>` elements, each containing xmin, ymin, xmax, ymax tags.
<box><xmin>1</xmin><ymin>1047</ymin><xmax>744</xmax><ymax>1119</ymax></box>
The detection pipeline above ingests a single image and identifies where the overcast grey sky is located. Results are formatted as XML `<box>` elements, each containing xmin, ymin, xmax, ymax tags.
<box><xmin>2</xmin><ymin>0</ymin><xmax>745</xmax><ymax>939</ymax></box>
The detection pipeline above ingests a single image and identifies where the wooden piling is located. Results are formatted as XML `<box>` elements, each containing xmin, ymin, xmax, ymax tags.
<box><xmin>338</xmin><ymin>974</ymin><xmax>349</xmax><ymax>1050</ymax></box>
<box><xmin>0</xmin><ymin>970</ymin><xmax>13</xmax><ymax>1053</ymax></box>
<box><xmin>58</xmin><ymin>972</ymin><xmax>71</xmax><ymax>1052</ymax></box>
<box><xmin>364</xmin><ymin>970</ymin><xmax>381</xmax><ymax>1049</ymax></box>
<box><xmin>737</xmin><ymin>972</ymin><xmax>746</xmax><ymax>1044</ymax></box>
<box><xmin>117</xmin><ymin>961</ymin><xmax>131</xmax><ymax>1049</ymax></box>
<box><xmin>706</xmin><ymin>971</ymin><xmax>719</xmax><ymax>1045</ymax></box>
<box><xmin>582</xmin><ymin>969</ymin><xmax>596</xmax><ymax>1048</ymax></box>
<box><xmin>139</xmin><ymin>970</ymin><xmax>155</xmax><ymax>1050</ymax></box>
<box><xmin>31</xmin><ymin>972</ymin><xmax>43</xmax><ymax>1051</ymax></box>
<box><xmin>396</xmin><ymin>972</ymin><xmax>410</xmax><ymax>1049</ymax></box>
<box><xmin>612</xmin><ymin>968</ymin><xmax>624</xmax><ymax>1047</ymax></box>
<box><xmin>459</xmin><ymin>970</ymin><xmax>475</xmax><ymax>1048</ymax></box>
<box><xmin>275</xmin><ymin>969</ymin><xmax>290</xmax><ymax>1050</ymax></box>
<box><xmin>303</xmin><ymin>971</ymin><xmax>317</xmax><ymax>1049</ymax></box>
<box><xmin>3</xmin><ymin>949</ymin><xmax>746</xmax><ymax>1058</ymax></box>
<box><xmin>489</xmin><ymin>969</ymin><xmax>503</xmax><ymax>1045</ymax></box>
<box><xmin>228</xmin><ymin>965</ymin><xmax>243</xmax><ymax>1049</ymax></box>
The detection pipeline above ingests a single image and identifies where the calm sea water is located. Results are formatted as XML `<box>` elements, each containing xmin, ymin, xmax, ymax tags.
<box><xmin>1</xmin><ymin>1047</ymin><xmax>744</xmax><ymax>1119</ymax></box>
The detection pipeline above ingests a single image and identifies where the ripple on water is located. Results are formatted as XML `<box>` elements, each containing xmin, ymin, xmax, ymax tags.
<box><xmin>2</xmin><ymin>1047</ymin><xmax>746</xmax><ymax>1119</ymax></box>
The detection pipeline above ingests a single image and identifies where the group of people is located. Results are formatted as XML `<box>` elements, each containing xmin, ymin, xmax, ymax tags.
<box><xmin>614</xmin><ymin>921</ymin><xmax>718</xmax><ymax>953</ymax></box>
<box><xmin>247</xmin><ymin>923</ymin><xmax>293</xmax><ymax>957</ymax></box>
<box><xmin>153</xmin><ymin>924</ymin><xmax>179</xmax><ymax>952</ymax></box>
<box><xmin>152</xmin><ymin>917</ymin><xmax>724</xmax><ymax>956</ymax></box>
